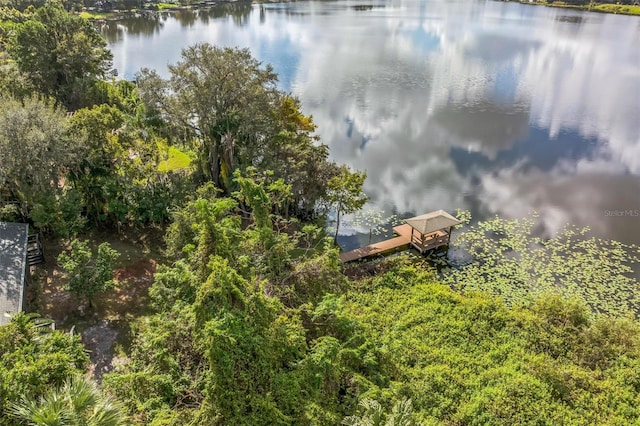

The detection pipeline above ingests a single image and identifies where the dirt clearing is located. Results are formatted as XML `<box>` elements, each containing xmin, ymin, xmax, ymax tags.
<box><xmin>27</xmin><ymin>227</ymin><xmax>164</xmax><ymax>381</ymax></box>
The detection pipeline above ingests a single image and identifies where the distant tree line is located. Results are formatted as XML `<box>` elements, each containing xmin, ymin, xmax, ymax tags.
<box><xmin>512</xmin><ymin>0</ymin><xmax>638</xmax><ymax>6</ymax></box>
<box><xmin>0</xmin><ymin>0</ymin><xmax>213</xmax><ymax>13</ymax></box>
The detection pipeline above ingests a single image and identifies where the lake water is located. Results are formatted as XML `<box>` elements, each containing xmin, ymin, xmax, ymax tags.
<box><xmin>102</xmin><ymin>0</ymin><xmax>640</xmax><ymax>249</ymax></box>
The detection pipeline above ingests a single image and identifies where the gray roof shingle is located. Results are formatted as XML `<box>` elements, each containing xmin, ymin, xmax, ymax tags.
<box><xmin>0</xmin><ymin>222</ymin><xmax>29</xmax><ymax>326</ymax></box>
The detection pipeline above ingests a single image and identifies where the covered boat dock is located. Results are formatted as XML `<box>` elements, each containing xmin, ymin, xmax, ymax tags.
<box><xmin>339</xmin><ymin>210</ymin><xmax>461</xmax><ymax>263</ymax></box>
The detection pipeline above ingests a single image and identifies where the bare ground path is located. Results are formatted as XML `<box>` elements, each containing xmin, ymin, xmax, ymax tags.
<box><xmin>82</xmin><ymin>321</ymin><xmax>118</xmax><ymax>381</ymax></box>
<box><xmin>27</xmin><ymin>229</ymin><xmax>162</xmax><ymax>381</ymax></box>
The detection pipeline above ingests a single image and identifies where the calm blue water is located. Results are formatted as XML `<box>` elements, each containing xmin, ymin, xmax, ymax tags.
<box><xmin>102</xmin><ymin>0</ymin><xmax>640</xmax><ymax>249</ymax></box>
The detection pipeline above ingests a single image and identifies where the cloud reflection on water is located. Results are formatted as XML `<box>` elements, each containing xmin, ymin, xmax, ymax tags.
<box><xmin>285</xmin><ymin>1</ymin><xmax>640</xmax><ymax>243</ymax></box>
<box><xmin>106</xmin><ymin>0</ymin><xmax>640</xmax><ymax>243</ymax></box>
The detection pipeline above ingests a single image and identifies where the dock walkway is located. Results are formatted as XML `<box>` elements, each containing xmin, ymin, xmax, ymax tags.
<box><xmin>339</xmin><ymin>210</ymin><xmax>460</xmax><ymax>263</ymax></box>
<box><xmin>339</xmin><ymin>224</ymin><xmax>414</xmax><ymax>263</ymax></box>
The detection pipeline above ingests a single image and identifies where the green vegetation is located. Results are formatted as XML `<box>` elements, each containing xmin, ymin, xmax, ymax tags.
<box><xmin>2</xmin><ymin>3</ymin><xmax>640</xmax><ymax>425</ymax></box>
<box><xmin>446</xmin><ymin>214</ymin><xmax>640</xmax><ymax>317</ymax></box>
<box><xmin>521</xmin><ymin>0</ymin><xmax>640</xmax><ymax>16</ymax></box>
<box><xmin>0</xmin><ymin>314</ymin><xmax>90</xmax><ymax>425</ymax></box>
<box><xmin>157</xmin><ymin>146</ymin><xmax>193</xmax><ymax>172</ymax></box>
<box><xmin>154</xmin><ymin>2</ymin><xmax>180</xmax><ymax>10</ymax></box>
<box><xmin>11</xmin><ymin>375</ymin><xmax>126</xmax><ymax>426</ymax></box>
<box><xmin>592</xmin><ymin>3</ymin><xmax>640</xmax><ymax>15</ymax></box>
<box><xmin>5</xmin><ymin>2</ymin><xmax>112</xmax><ymax>108</ymax></box>
<box><xmin>103</xmin><ymin>176</ymin><xmax>352</xmax><ymax>424</ymax></box>
<box><xmin>72</xmin><ymin>0</ymin><xmax>253</xmax><ymax>18</ymax></box>
<box><xmin>0</xmin><ymin>96</ymin><xmax>75</xmax><ymax>229</ymax></box>
<box><xmin>101</xmin><ymin>196</ymin><xmax>640</xmax><ymax>424</ymax></box>
<box><xmin>138</xmin><ymin>44</ymin><xmax>346</xmax><ymax>216</ymax></box>
<box><xmin>78</xmin><ymin>10</ymin><xmax>115</xmax><ymax>20</ymax></box>
<box><xmin>342</xmin><ymin>261</ymin><xmax>640</xmax><ymax>424</ymax></box>
<box><xmin>327</xmin><ymin>166</ymin><xmax>368</xmax><ymax>242</ymax></box>
<box><xmin>57</xmin><ymin>240</ymin><xmax>120</xmax><ymax>309</ymax></box>
<box><xmin>343</xmin><ymin>398</ymin><xmax>419</xmax><ymax>426</ymax></box>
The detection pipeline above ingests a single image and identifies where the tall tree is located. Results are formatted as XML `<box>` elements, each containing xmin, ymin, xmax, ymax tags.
<box><xmin>137</xmin><ymin>44</ymin><xmax>279</xmax><ymax>192</ymax></box>
<box><xmin>0</xmin><ymin>96</ymin><xmax>76</xmax><ymax>219</ymax></box>
<box><xmin>259</xmin><ymin>95</ymin><xmax>341</xmax><ymax>217</ymax></box>
<box><xmin>138</xmin><ymin>44</ymin><xmax>364</xmax><ymax>218</ymax></box>
<box><xmin>6</xmin><ymin>2</ymin><xmax>113</xmax><ymax>108</ymax></box>
<box><xmin>65</xmin><ymin>104</ymin><xmax>129</xmax><ymax>225</ymax></box>
<box><xmin>326</xmin><ymin>166</ymin><xmax>368</xmax><ymax>243</ymax></box>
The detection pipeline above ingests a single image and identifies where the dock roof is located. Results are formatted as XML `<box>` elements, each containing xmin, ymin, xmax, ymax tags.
<box><xmin>405</xmin><ymin>210</ymin><xmax>461</xmax><ymax>235</ymax></box>
<box><xmin>0</xmin><ymin>222</ymin><xmax>29</xmax><ymax>326</ymax></box>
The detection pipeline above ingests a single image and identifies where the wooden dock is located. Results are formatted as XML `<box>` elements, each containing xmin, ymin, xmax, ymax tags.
<box><xmin>339</xmin><ymin>210</ymin><xmax>460</xmax><ymax>263</ymax></box>
<box><xmin>339</xmin><ymin>224</ymin><xmax>411</xmax><ymax>263</ymax></box>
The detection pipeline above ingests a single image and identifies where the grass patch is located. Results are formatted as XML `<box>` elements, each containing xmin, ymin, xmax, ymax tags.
<box><xmin>156</xmin><ymin>2</ymin><xmax>180</xmax><ymax>9</ymax></box>
<box><xmin>78</xmin><ymin>10</ymin><xmax>116</xmax><ymax>19</ymax></box>
<box><xmin>593</xmin><ymin>3</ymin><xmax>640</xmax><ymax>15</ymax></box>
<box><xmin>545</xmin><ymin>2</ymin><xmax>640</xmax><ymax>15</ymax></box>
<box><xmin>158</xmin><ymin>145</ymin><xmax>193</xmax><ymax>172</ymax></box>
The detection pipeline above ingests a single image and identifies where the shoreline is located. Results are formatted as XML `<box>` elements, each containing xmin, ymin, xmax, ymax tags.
<box><xmin>79</xmin><ymin>0</ymin><xmax>640</xmax><ymax>22</ymax></box>
<box><xmin>79</xmin><ymin>0</ymin><xmax>251</xmax><ymax>21</ymax></box>
<box><xmin>505</xmin><ymin>1</ymin><xmax>640</xmax><ymax>17</ymax></box>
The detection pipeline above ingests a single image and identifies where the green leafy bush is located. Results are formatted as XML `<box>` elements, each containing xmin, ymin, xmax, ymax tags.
<box><xmin>341</xmin><ymin>262</ymin><xmax>640</xmax><ymax>424</ymax></box>
<box><xmin>57</xmin><ymin>239</ymin><xmax>120</xmax><ymax>308</ymax></box>
<box><xmin>0</xmin><ymin>314</ymin><xmax>89</xmax><ymax>425</ymax></box>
